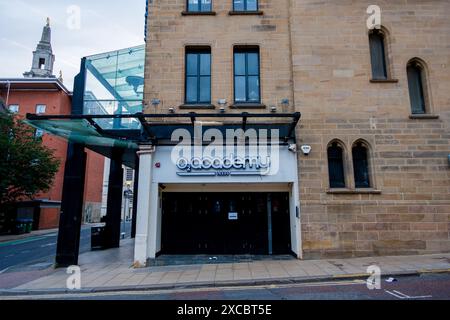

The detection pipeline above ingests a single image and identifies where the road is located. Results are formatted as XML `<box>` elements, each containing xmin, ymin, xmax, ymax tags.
<box><xmin>5</xmin><ymin>273</ymin><xmax>450</xmax><ymax>300</ymax></box>
<box><xmin>0</xmin><ymin>222</ymin><xmax>132</xmax><ymax>272</ymax></box>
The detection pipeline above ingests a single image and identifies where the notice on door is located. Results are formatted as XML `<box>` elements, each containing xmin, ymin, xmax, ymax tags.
<box><xmin>228</xmin><ymin>212</ymin><xmax>238</xmax><ymax>220</ymax></box>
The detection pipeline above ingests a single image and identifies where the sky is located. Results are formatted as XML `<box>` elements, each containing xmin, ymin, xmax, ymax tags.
<box><xmin>0</xmin><ymin>0</ymin><xmax>146</xmax><ymax>90</ymax></box>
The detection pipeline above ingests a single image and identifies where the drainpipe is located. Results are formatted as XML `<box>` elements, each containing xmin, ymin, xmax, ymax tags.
<box><xmin>6</xmin><ymin>80</ymin><xmax>11</xmax><ymax>106</ymax></box>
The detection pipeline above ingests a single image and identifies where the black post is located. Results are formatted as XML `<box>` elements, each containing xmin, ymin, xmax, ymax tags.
<box><xmin>103</xmin><ymin>148</ymin><xmax>124</xmax><ymax>248</ymax></box>
<box><xmin>55</xmin><ymin>58</ymin><xmax>87</xmax><ymax>268</ymax></box>
<box><xmin>131</xmin><ymin>155</ymin><xmax>139</xmax><ymax>238</ymax></box>
<box><xmin>55</xmin><ymin>144</ymin><xmax>87</xmax><ymax>267</ymax></box>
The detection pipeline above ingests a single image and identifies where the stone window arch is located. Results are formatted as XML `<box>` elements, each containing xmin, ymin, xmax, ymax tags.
<box><xmin>327</xmin><ymin>140</ymin><xmax>347</xmax><ymax>189</ymax></box>
<box><xmin>407</xmin><ymin>58</ymin><xmax>432</xmax><ymax>115</ymax></box>
<box><xmin>369</xmin><ymin>27</ymin><xmax>393</xmax><ymax>80</ymax></box>
<box><xmin>352</xmin><ymin>140</ymin><xmax>372</xmax><ymax>189</ymax></box>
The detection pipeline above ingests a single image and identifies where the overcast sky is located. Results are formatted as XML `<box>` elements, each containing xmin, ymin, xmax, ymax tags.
<box><xmin>0</xmin><ymin>0</ymin><xmax>146</xmax><ymax>90</ymax></box>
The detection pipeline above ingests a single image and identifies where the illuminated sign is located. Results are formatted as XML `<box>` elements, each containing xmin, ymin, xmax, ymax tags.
<box><xmin>176</xmin><ymin>154</ymin><xmax>271</xmax><ymax>177</ymax></box>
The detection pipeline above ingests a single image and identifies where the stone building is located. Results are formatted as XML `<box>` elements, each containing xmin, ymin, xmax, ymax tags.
<box><xmin>141</xmin><ymin>0</ymin><xmax>450</xmax><ymax>259</ymax></box>
<box><xmin>23</xmin><ymin>18</ymin><xmax>55</xmax><ymax>79</ymax></box>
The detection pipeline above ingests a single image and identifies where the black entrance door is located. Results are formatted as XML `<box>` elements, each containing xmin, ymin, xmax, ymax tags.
<box><xmin>161</xmin><ymin>192</ymin><xmax>291</xmax><ymax>255</ymax></box>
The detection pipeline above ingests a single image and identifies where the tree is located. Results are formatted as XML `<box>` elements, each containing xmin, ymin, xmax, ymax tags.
<box><xmin>0</xmin><ymin>111</ymin><xmax>60</xmax><ymax>217</ymax></box>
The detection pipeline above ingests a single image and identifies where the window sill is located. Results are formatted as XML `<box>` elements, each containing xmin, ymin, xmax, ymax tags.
<box><xmin>409</xmin><ymin>114</ymin><xmax>439</xmax><ymax>120</ymax></box>
<box><xmin>181</xmin><ymin>11</ymin><xmax>217</xmax><ymax>16</ymax></box>
<box><xmin>230</xmin><ymin>103</ymin><xmax>266</xmax><ymax>109</ymax></box>
<box><xmin>179</xmin><ymin>104</ymin><xmax>216</xmax><ymax>110</ymax></box>
<box><xmin>370</xmin><ymin>79</ymin><xmax>399</xmax><ymax>83</ymax></box>
<box><xmin>327</xmin><ymin>188</ymin><xmax>382</xmax><ymax>195</ymax></box>
<box><xmin>229</xmin><ymin>11</ymin><xmax>264</xmax><ymax>16</ymax></box>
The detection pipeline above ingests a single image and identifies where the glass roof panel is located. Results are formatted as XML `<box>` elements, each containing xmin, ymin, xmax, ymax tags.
<box><xmin>83</xmin><ymin>45</ymin><xmax>145</xmax><ymax>121</ymax></box>
<box><xmin>25</xmin><ymin>119</ymin><xmax>139</xmax><ymax>149</ymax></box>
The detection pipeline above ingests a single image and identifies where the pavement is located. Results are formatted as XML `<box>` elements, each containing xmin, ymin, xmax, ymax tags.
<box><xmin>0</xmin><ymin>222</ymin><xmax>132</xmax><ymax>290</ymax></box>
<box><xmin>0</xmin><ymin>238</ymin><xmax>449</xmax><ymax>297</ymax></box>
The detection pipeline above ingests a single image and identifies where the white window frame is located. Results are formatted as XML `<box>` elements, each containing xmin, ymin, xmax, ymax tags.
<box><xmin>36</xmin><ymin>104</ymin><xmax>47</xmax><ymax>114</ymax></box>
<box><xmin>8</xmin><ymin>104</ymin><xmax>19</xmax><ymax>113</ymax></box>
<box><xmin>35</xmin><ymin>129</ymin><xmax>45</xmax><ymax>138</ymax></box>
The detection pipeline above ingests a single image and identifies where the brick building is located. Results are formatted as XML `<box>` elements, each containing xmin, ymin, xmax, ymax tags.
<box><xmin>0</xmin><ymin>20</ymin><xmax>105</xmax><ymax>230</ymax></box>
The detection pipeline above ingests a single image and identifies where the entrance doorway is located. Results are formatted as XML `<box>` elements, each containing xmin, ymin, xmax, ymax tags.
<box><xmin>161</xmin><ymin>192</ymin><xmax>291</xmax><ymax>255</ymax></box>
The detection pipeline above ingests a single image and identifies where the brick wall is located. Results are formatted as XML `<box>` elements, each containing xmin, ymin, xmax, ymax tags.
<box><xmin>1</xmin><ymin>88</ymin><xmax>106</xmax><ymax>229</ymax></box>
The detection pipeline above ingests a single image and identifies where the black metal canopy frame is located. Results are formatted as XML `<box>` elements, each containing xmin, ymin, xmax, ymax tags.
<box><xmin>26</xmin><ymin>111</ymin><xmax>301</xmax><ymax>146</ymax></box>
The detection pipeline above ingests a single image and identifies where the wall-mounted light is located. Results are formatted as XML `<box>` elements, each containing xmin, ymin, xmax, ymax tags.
<box><xmin>169</xmin><ymin>107</ymin><xmax>175</xmax><ymax>114</ymax></box>
<box><xmin>218</xmin><ymin>99</ymin><xmax>227</xmax><ymax>113</ymax></box>
<box><xmin>218</xmin><ymin>99</ymin><xmax>227</xmax><ymax>106</ymax></box>
<box><xmin>270</xmin><ymin>105</ymin><xmax>277</xmax><ymax>113</ymax></box>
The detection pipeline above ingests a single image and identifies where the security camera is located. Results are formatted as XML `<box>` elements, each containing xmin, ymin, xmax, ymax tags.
<box><xmin>301</xmin><ymin>145</ymin><xmax>312</xmax><ymax>156</ymax></box>
<box><xmin>288</xmin><ymin>144</ymin><xmax>297</xmax><ymax>153</ymax></box>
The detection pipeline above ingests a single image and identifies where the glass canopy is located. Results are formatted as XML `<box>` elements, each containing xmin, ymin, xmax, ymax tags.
<box><xmin>26</xmin><ymin>118</ymin><xmax>139</xmax><ymax>150</ymax></box>
<box><xmin>84</xmin><ymin>45</ymin><xmax>145</xmax><ymax>130</ymax></box>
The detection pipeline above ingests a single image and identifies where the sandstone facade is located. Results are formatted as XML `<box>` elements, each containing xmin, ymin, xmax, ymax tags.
<box><xmin>144</xmin><ymin>0</ymin><xmax>450</xmax><ymax>258</ymax></box>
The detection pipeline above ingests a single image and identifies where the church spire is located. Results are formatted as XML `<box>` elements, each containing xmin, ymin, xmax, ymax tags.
<box><xmin>24</xmin><ymin>17</ymin><xmax>55</xmax><ymax>78</ymax></box>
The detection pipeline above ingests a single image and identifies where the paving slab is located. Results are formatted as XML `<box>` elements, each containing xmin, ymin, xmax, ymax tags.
<box><xmin>1</xmin><ymin>238</ymin><xmax>450</xmax><ymax>295</ymax></box>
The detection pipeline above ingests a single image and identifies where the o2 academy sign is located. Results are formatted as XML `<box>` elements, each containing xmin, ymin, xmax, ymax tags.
<box><xmin>176</xmin><ymin>155</ymin><xmax>271</xmax><ymax>177</ymax></box>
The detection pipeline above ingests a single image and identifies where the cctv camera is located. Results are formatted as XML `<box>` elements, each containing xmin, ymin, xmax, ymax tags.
<box><xmin>301</xmin><ymin>145</ymin><xmax>312</xmax><ymax>156</ymax></box>
<box><xmin>288</xmin><ymin>144</ymin><xmax>297</xmax><ymax>153</ymax></box>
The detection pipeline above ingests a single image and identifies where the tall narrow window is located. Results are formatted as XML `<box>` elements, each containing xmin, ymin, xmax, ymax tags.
<box><xmin>328</xmin><ymin>142</ymin><xmax>346</xmax><ymax>188</ymax></box>
<box><xmin>369</xmin><ymin>30</ymin><xmax>388</xmax><ymax>80</ymax></box>
<box><xmin>407</xmin><ymin>61</ymin><xmax>427</xmax><ymax>114</ymax></box>
<box><xmin>352</xmin><ymin>142</ymin><xmax>371</xmax><ymax>188</ymax></box>
<box><xmin>234</xmin><ymin>47</ymin><xmax>260</xmax><ymax>104</ymax></box>
<box><xmin>187</xmin><ymin>0</ymin><xmax>212</xmax><ymax>12</ymax></box>
<box><xmin>185</xmin><ymin>48</ymin><xmax>211</xmax><ymax>104</ymax></box>
<box><xmin>233</xmin><ymin>0</ymin><xmax>258</xmax><ymax>11</ymax></box>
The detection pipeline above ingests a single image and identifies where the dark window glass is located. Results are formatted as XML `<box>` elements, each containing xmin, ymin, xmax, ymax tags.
<box><xmin>234</xmin><ymin>48</ymin><xmax>260</xmax><ymax>103</ymax></box>
<box><xmin>188</xmin><ymin>0</ymin><xmax>212</xmax><ymax>12</ymax></box>
<box><xmin>407</xmin><ymin>63</ymin><xmax>426</xmax><ymax>114</ymax></box>
<box><xmin>39</xmin><ymin>58</ymin><xmax>46</xmax><ymax>69</ymax></box>
<box><xmin>247</xmin><ymin>0</ymin><xmax>258</xmax><ymax>11</ymax></box>
<box><xmin>234</xmin><ymin>53</ymin><xmax>246</xmax><ymax>75</ymax></box>
<box><xmin>353</xmin><ymin>143</ymin><xmax>371</xmax><ymax>188</ymax></box>
<box><xmin>233</xmin><ymin>0</ymin><xmax>258</xmax><ymax>11</ymax></box>
<box><xmin>233</xmin><ymin>0</ymin><xmax>245</xmax><ymax>11</ymax></box>
<box><xmin>234</xmin><ymin>76</ymin><xmax>246</xmax><ymax>102</ymax></box>
<box><xmin>328</xmin><ymin>143</ymin><xmax>346</xmax><ymax>188</ymax></box>
<box><xmin>185</xmin><ymin>49</ymin><xmax>211</xmax><ymax>104</ymax></box>
<box><xmin>369</xmin><ymin>31</ymin><xmax>387</xmax><ymax>80</ymax></box>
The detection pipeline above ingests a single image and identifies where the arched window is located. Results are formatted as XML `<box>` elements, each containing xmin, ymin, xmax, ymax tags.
<box><xmin>328</xmin><ymin>142</ymin><xmax>346</xmax><ymax>188</ymax></box>
<box><xmin>369</xmin><ymin>29</ymin><xmax>388</xmax><ymax>80</ymax></box>
<box><xmin>407</xmin><ymin>59</ymin><xmax>428</xmax><ymax>114</ymax></box>
<box><xmin>352</xmin><ymin>142</ymin><xmax>371</xmax><ymax>188</ymax></box>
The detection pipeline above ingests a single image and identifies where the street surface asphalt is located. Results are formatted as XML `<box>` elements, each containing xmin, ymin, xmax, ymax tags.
<box><xmin>2</xmin><ymin>273</ymin><xmax>450</xmax><ymax>300</ymax></box>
